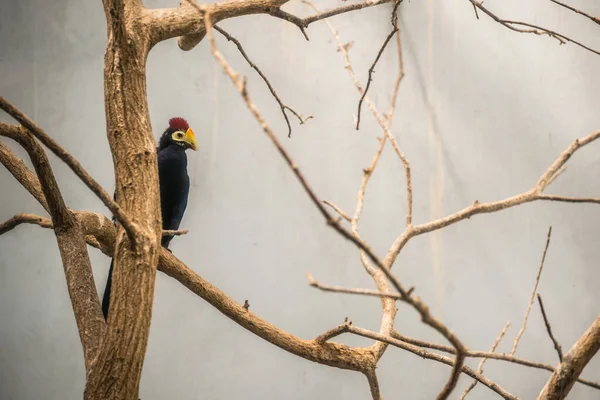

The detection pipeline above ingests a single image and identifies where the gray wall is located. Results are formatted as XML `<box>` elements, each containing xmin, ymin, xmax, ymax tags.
<box><xmin>1</xmin><ymin>0</ymin><xmax>599</xmax><ymax>399</ymax></box>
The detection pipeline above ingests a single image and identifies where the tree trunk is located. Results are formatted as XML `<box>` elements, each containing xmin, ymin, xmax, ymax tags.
<box><xmin>84</xmin><ymin>1</ymin><xmax>161</xmax><ymax>398</ymax></box>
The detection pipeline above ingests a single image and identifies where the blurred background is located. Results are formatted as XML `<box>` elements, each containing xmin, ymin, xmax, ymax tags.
<box><xmin>1</xmin><ymin>0</ymin><xmax>599</xmax><ymax>398</ymax></box>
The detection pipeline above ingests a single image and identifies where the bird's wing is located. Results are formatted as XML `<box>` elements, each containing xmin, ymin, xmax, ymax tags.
<box><xmin>158</xmin><ymin>149</ymin><xmax>190</xmax><ymax>248</ymax></box>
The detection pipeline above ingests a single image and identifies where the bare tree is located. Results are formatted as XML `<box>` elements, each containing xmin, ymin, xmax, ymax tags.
<box><xmin>1</xmin><ymin>1</ymin><xmax>599</xmax><ymax>399</ymax></box>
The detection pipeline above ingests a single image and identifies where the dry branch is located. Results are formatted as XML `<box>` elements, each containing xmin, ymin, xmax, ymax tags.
<box><xmin>346</xmin><ymin>325</ymin><xmax>517</xmax><ymax>399</ymax></box>
<box><xmin>0</xmin><ymin>98</ymin><xmax>138</xmax><ymax>241</ymax></box>
<box><xmin>469</xmin><ymin>0</ymin><xmax>600</xmax><ymax>56</ymax></box>
<box><xmin>0</xmin><ymin>125</ymin><xmax>105</xmax><ymax>374</ymax></box>
<box><xmin>315</xmin><ymin>317</ymin><xmax>353</xmax><ymax>343</ymax></box>
<box><xmin>2</xmin><ymin>0</ymin><xmax>599</xmax><ymax>398</ymax></box>
<box><xmin>549</xmin><ymin>0</ymin><xmax>600</xmax><ymax>26</ymax></box>
<box><xmin>537</xmin><ymin>293</ymin><xmax>563</xmax><ymax>362</ymax></box>
<box><xmin>213</xmin><ymin>25</ymin><xmax>311</xmax><ymax>137</ymax></box>
<box><xmin>384</xmin><ymin>130</ymin><xmax>600</xmax><ymax>268</ymax></box>
<box><xmin>85</xmin><ymin>0</ymin><xmax>163</xmax><ymax>397</ymax></box>
<box><xmin>511</xmin><ymin>227</ymin><xmax>552</xmax><ymax>355</ymax></box>
<box><xmin>16</xmin><ymin>201</ymin><xmax>600</xmax><ymax>393</ymax></box>
<box><xmin>460</xmin><ymin>321</ymin><xmax>511</xmax><ymax>399</ymax></box>
<box><xmin>207</xmin><ymin>5</ymin><xmax>469</xmax><ymax>397</ymax></box>
<box><xmin>389</xmin><ymin>330</ymin><xmax>600</xmax><ymax>390</ymax></box>
<box><xmin>312</xmin><ymin>3</ymin><xmax>462</xmax><ymax>397</ymax></box>
<box><xmin>307</xmin><ymin>273</ymin><xmax>405</xmax><ymax>300</ymax></box>
<box><xmin>356</xmin><ymin>0</ymin><xmax>400</xmax><ymax>130</ymax></box>
<box><xmin>144</xmin><ymin>0</ymin><xmax>395</xmax><ymax>51</ymax></box>
<box><xmin>0</xmin><ymin>137</ymin><xmax>49</xmax><ymax>212</ymax></box>
<box><xmin>0</xmin><ymin>213</ymin><xmax>52</xmax><ymax>235</ymax></box>
<box><xmin>537</xmin><ymin>316</ymin><xmax>600</xmax><ymax>399</ymax></box>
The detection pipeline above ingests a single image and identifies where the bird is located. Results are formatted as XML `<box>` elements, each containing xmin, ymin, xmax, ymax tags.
<box><xmin>101</xmin><ymin>117</ymin><xmax>197</xmax><ymax>319</ymax></box>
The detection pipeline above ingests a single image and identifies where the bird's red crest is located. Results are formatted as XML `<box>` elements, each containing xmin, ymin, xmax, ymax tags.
<box><xmin>169</xmin><ymin>117</ymin><xmax>189</xmax><ymax>131</ymax></box>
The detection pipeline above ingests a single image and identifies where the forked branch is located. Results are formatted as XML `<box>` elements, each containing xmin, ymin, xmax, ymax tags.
<box><xmin>537</xmin><ymin>316</ymin><xmax>600</xmax><ymax>399</ymax></box>
<box><xmin>0</xmin><ymin>99</ymin><xmax>139</xmax><ymax>241</ymax></box>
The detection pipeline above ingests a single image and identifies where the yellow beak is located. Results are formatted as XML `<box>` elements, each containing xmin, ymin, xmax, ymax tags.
<box><xmin>185</xmin><ymin>128</ymin><xmax>197</xmax><ymax>151</ymax></box>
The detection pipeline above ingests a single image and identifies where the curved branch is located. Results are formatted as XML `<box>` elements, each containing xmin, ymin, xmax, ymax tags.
<box><xmin>0</xmin><ymin>213</ymin><xmax>52</xmax><ymax>235</ymax></box>
<box><xmin>0</xmin><ymin>102</ymin><xmax>139</xmax><ymax>241</ymax></box>
<box><xmin>143</xmin><ymin>0</ymin><xmax>394</xmax><ymax>51</ymax></box>
<box><xmin>0</xmin><ymin>126</ymin><xmax>105</xmax><ymax>374</ymax></box>
<box><xmin>385</xmin><ymin>129</ymin><xmax>600</xmax><ymax>267</ymax></box>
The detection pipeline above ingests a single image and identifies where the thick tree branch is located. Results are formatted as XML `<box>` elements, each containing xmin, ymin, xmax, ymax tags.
<box><xmin>86</xmin><ymin>0</ymin><xmax>162</xmax><ymax>398</ymax></box>
<box><xmin>0</xmin><ymin>126</ymin><xmax>105</xmax><ymax>374</ymax></box>
<box><xmin>0</xmin><ymin>213</ymin><xmax>52</xmax><ymax>235</ymax></box>
<box><xmin>537</xmin><ymin>316</ymin><xmax>600</xmax><ymax>399</ymax></box>
<box><xmin>143</xmin><ymin>0</ymin><xmax>394</xmax><ymax>51</ymax></box>
<box><xmin>0</xmin><ymin>99</ymin><xmax>139</xmax><ymax>241</ymax></box>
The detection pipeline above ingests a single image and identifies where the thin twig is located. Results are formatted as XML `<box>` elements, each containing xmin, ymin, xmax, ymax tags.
<box><xmin>469</xmin><ymin>0</ymin><xmax>600</xmax><ymax>56</ymax></box>
<box><xmin>389</xmin><ymin>330</ymin><xmax>599</xmax><ymax>390</ymax></box>
<box><xmin>162</xmin><ymin>229</ymin><xmax>188</xmax><ymax>236</ymax></box>
<box><xmin>549</xmin><ymin>0</ymin><xmax>600</xmax><ymax>26</ymax></box>
<box><xmin>307</xmin><ymin>273</ymin><xmax>404</xmax><ymax>300</ymax></box>
<box><xmin>322</xmin><ymin>200</ymin><xmax>351</xmax><ymax>222</ymax></box>
<box><xmin>471</xmin><ymin>2</ymin><xmax>479</xmax><ymax>19</ymax></box>
<box><xmin>213</xmin><ymin>25</ymin><xmax>312</xmax><ymax>138</ymax></box>
<box><xmin>537</xmin><ymin>293</ymin><xmax>563</xmax><ymax>362</ymax></box>
<box><xmin>0</xmin><ymin>97</ymin><xmax>139</xmax><ymax>241</ymax></box>
<box><xmin>319</xmin><ymin>6</ymin><xmax>413</xmax><ymax>228</ymax></box>
<box><xmin>356</xmin><ymin>0</ymin><xmax>401</xmax><ymax>130</ymax></box>
<box><xmin>302</xmin><ymin>0</ymin><xmax>394</xmax><ymax>26</ymax></box>
<box><xmin>315</xmin><ymin>317</ymin><xmax>352</xmax><ymax>343</ymax></box>
<box><xmin>511</xmin><ymin>227</ymin><xmax>553</xmax><ymax>355</ymax></box>
<box><xmin>460</xmin><ymin>321</ymin><xmax>511</xmax><ymax>399</ymax></box>
<box><xmin>538</xmin><ymin>194</ymin><xmax>600</xmax><ymax>204</ymax></box>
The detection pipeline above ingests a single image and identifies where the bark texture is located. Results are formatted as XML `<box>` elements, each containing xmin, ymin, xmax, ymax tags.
<box><xmin>537</xmin><ymin>316</ymin><xmax>600</xmax><ymax>400</ymax></box>
<box><xmin>0</xmin><ymin>125</ymin><xmax>105</xmax><ymax>374</ymax></box>
<box><xmin>84</xmin><ymin>1</ymin><xmax>162</xmax><ymax>398</ymax></box>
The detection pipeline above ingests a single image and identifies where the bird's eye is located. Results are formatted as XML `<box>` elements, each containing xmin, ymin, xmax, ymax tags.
<box><xmin>177</xmin><ymin>132</ymin><xmax>184</xmax><ymax>138</ymax></box>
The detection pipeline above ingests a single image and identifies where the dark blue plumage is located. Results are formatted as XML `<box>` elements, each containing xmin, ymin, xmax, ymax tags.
<box><xmin>101</xmin><ymin>118</ymin><xmax>197</xmax><ymax>319</ymax></box>
<box><xmin>157</xmin><ymin>140</ymin><xmax>190</xmax><ymax>248</ymax></box>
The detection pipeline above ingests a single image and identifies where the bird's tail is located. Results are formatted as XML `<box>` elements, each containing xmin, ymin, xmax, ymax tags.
<box><xmin>101</xmin><ymin>258</ymin><xmax>114</xmax><ymax>320</ymax></box>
